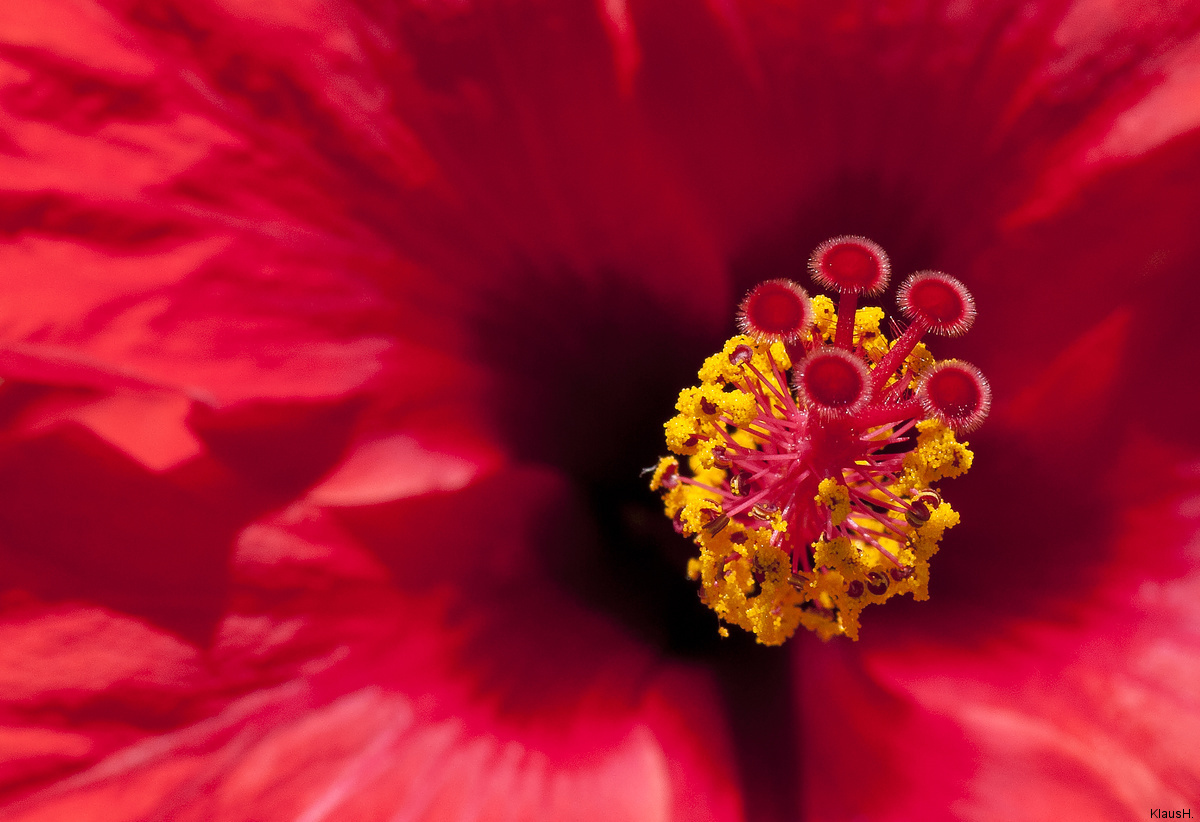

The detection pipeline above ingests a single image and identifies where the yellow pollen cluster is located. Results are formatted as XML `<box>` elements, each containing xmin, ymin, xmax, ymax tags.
<box><xmin>904</xmin><ymin>419</ymin><xmax>974</xmax><ymax>483</ymax></box>
<box><xmin>799</xmin><ymin>499</ymin><xmax>960</xmax><ymax>641</ymax></box>
<box><xmin>651</xmin><ymin>305</ymin><xmax>976</xmax><ymax>644</ymax></box>
<box><xmin>816</xmin><ymin>478</ymin><xmax>850</xmax><ymax>525</ymax></box>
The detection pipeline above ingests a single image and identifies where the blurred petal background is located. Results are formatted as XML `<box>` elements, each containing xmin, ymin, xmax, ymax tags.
<box><xmin>1</xmin><ymin>1</ymin><xmax>1198</xmax><ymax>819</ymax></box>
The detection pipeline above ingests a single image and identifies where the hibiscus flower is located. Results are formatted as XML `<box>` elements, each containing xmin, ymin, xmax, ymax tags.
<box><xmin>2</xmin><ymin>1</ymin><xmax>1199</xmax><ymax>820</ymax></box>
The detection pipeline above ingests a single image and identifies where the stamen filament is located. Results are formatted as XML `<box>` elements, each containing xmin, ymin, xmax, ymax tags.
<box><xmin>870</xmin><ymin>321</ymin><xmax>926</xmax><ymax>397</ymax></box>
<box><xmin>835</xmin><ymin>291</ymin><xmax>859</xmax><ymax>349</ymax></box>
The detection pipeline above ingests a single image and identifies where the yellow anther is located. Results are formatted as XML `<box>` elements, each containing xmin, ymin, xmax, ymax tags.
<box><xmin>850</xmin><ymin>306</ymin><xmax>887</xmax><ymax>362</ymax></box>
<box><xmin>648</xmin><ymin>456</ymin><xmax>679</xmax><ymax>492</ymax></box>
<box><xmin>905</xmin><ymin>342</ymin><xmax>935</xmax><ymax>378</ymax></box>
<box><xmin>686</xmin><ymin>526</ymin><xmax>804</xmax><ymax>646</ymax></box>
<box><xmin>676</xmin><ymin>383</ymin><xmax>758</xmax><ymax>426</ymax></box>
<box><xmin>698</xmin><ymin>335</ymin><xmax>758</xmax><ymax>384</ymax></box>
<box><xmin>676</xmin><ymin>385</ymin><xmax>720</xmax><ymax>419</ymax></box>
<box><xmin>853</xmin><ymin>305</ymin><xmax>885</xmax><ymax>334</ymax></box>
<box><xmin>680</xmin><ymin>497</ymin><xmax>723</xmax><ymax>537</ymax></box>
<box><xmin>903</xmin><ymin>420</ymin><xmax>974</xmax><ymax>484</ymax></box>
<box><xmin>767</xmin><ymin>340</ymin><xmax>792</xmax><ymax>371</ymax></box>
<box><xmin>811</xmin><ymin>536</ymin><xmax>857</xmax><ymax>581</ymax></box>
<box><xmin>696</xmin><ymin>337</ymin><xmax>791</xmax><ymax>408</ymax></box>
<box><xmin>811</xmin><ymin>294</ymin><xmax>837</xmax><ymax>340</ymax></box>
<box><xmin>664</xmin><ymin>414</ymin><xmax>706</xmax><ymax>455</ymax></box>
<box><xmin>816</xmin><ymin>478</ymin><xmax>851</xmax><ymax>525</ymax></box>
<box><xmin>910</xmin><ymin>502</ymin><xmax>960</xmax><ymax>559</ymax></box>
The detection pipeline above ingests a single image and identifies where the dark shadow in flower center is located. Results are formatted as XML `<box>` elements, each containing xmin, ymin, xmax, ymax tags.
<box><xmin>467</xmin><ymin>264</ymin><xmax>802</xmax><ymax>822</ymax></box>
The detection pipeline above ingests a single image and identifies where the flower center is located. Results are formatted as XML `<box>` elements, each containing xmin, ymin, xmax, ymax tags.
<box><xmin>650</xmin><ymin>239</ymin><xmax>990</xmax><ymax>643</ymax></box>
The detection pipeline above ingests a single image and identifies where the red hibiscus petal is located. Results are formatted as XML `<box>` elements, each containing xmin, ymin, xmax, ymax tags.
<box><xmin>0</xmin><ymin>423</ymin><xmax>252</xmax><ymax>642</ymax></box>
<box><xmin>1</xmin><ymin>494</ymin><xmax>744</xmax><ymax>821</ymax></box>
<box><xmin>0</xmin><ymin>604</ymin><xmax>206</xmax><ymax>788</ymax></box>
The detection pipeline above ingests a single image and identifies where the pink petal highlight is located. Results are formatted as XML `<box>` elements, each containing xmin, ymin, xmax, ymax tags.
<box><xmin>18</xmin><ymin>392</ymin><xmax>202</xmax><ymax>472</ymax></box>
<box><xmin>308</xmin><ymin>433</ymin><xmax>498</xmax><ymax>507</ymax></box>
